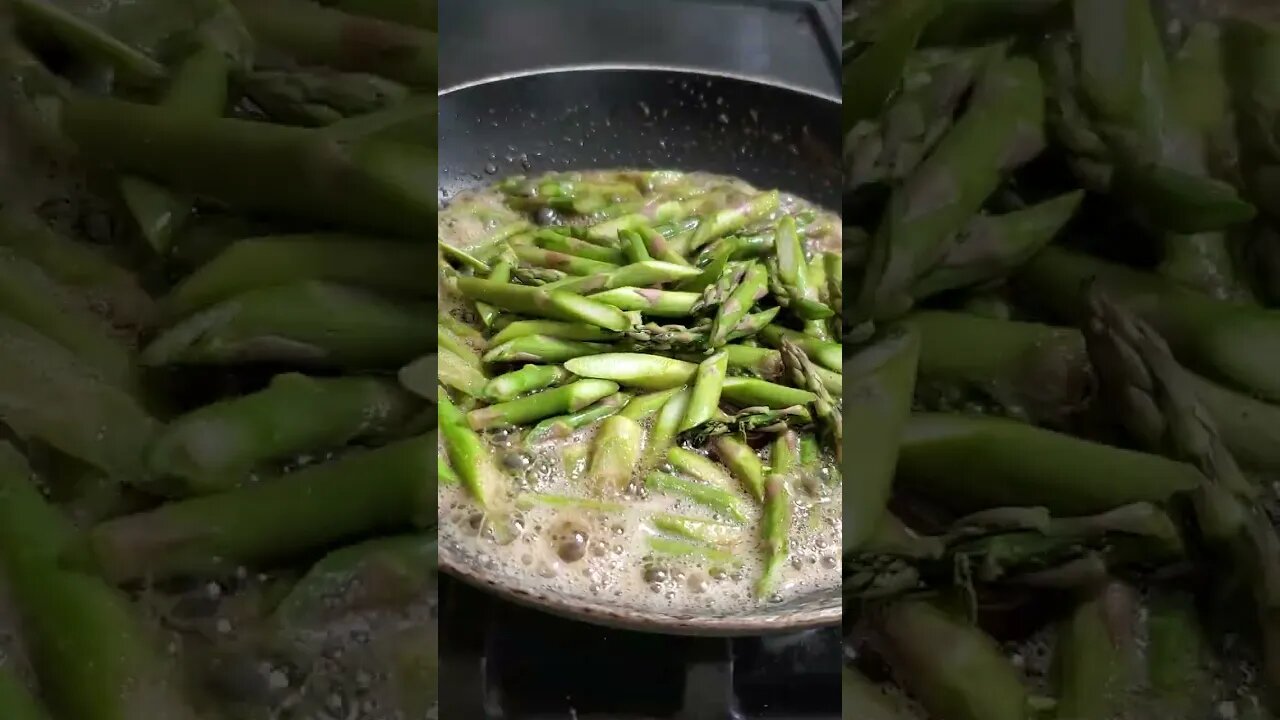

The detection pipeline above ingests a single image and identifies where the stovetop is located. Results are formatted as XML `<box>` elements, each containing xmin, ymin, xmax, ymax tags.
<box><xmin>438</xmin><ymin>577</ymin><xmax>842</xmax><ymax>719</ymax></box>
<box><xmin>437</xmin><ymin>2</ymin><xmax>842</xmax><ymax>718</ymax></box>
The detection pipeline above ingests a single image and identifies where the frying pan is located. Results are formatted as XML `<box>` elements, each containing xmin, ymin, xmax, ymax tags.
<box><xmin>438</xmin><ymin>65</ymin><xmax>841</xmax><ymax>635</ymax></box>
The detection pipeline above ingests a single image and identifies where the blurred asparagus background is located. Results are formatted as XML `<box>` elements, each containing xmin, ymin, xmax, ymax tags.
<box><xmin>0</xmin><ymin>0</ymin><xmax>437</xmax><ymax>718</ymax></box>
<box><xmin>842</xmin><ymin>0</ymin><xmax>1280</xmax><ymax>718</ymax></box>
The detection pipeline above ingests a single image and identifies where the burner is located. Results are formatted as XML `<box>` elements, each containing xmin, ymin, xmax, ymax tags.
<box><xmin>439</xmin><ymin>577</ymin><xmax>842</xmax><ymax>719</ymax></box>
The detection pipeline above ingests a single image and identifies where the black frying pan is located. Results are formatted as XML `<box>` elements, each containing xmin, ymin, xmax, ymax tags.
<box><xmin>438</xmin><ymin>66</ymin><xmax>841</xmax><ymax>634</ymax></box>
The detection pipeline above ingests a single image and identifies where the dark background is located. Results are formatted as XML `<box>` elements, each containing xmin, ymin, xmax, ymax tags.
<box><xmin>438</xmin><ymin>0</ymin><xmax>841</xmax><ymax>98</ymax></box>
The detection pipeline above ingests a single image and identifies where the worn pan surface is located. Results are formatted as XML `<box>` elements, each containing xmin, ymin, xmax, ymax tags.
<box><xmin>438</xmin><ymin>66</ymin><xmax>841</xmax><ymax>635</ymax></box>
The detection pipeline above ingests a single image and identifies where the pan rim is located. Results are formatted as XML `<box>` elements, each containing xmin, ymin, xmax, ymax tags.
<box><xmin>440</xmin><ymin>552</ymin><xmax>843</xmax><ymax>636</ymax></box>
<box><xmin>437</xmin><ymin>65</ymin><xmax>841</xmax><ymax>635</ymax></box>
<box><xmin>436</xmin><ymin>62</ymin><xmax>841</xmax><ymax>104</ymax></box>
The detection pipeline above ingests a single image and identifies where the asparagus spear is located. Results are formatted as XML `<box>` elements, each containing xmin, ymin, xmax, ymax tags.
<box><xmin>1222</xmin><ymin>17</ymin><xmax>1280</xmax><ymax>221</ymax></box>
<box><xmin>0</xmin><ymin>442</ymin><xmax>89</xmax><ymax>573</ymax></box>
<box><xmin>634</xmin><ymin>226</ymin><xmax>680</xmax><ymax>264</ymax></box>
<box><xmin>645</xmin><ymin>388</ymin><xmax>691</xmax><ymax>466</ymax></box>
<box><xmin>666</xmin><ymin>447</ymin><xmax>734</xmax><ymax>489</ymax></box>
<box><xmin>1146</xmin><ymin>593</ymin><xmax>1214</xmax><ymax>714</ymax></box>
<box><xmin>440</xmin><ymin>346</ymin><xmax>489</xmax><ymax>396</ymax></box>
<box><xmin>240</xmin><ymin>67</ymin><xmax>408</xmax><ymax>126</ymax></box>
<box><xmin>474</xmin><ymin>255</ymin><xmax>513</xmax><ymax>328</ymax></box>
<box><xmin>1018</xmin><ymin>246</ymin><xmax>1280</xmax><ymax>402</ymax></box>
<box><xmin>485</xmin><ymin>365</ymin><xmax>570</xmax><ymax>402</ymax></box>
<box><xmin>165</xmin><ymin>235</ymin><xmax>433</xmax><ymax>316</ymax></box>
<box><xmin>536</xmin><ymin>230</ymin><xmax>627</xmax><ymax>264</ymax></box>
<box><xmin>452</xmin><ymin>278</ymin><xmax>631</xmax><ymax>331</ymax></box>
<box><xmin>1074</xmin><ymin>0</ymin><xmax>1254</xmax><ymax>234</ymax></box>
<box><xmin>234</xmin><ymin>0</ymin><xmax>436</xmax><ymax>87</ymax></box>
<box><xmin>62</xmin><ymin>95</ymin><xmax>437</xmax><ymax>237</ymax></box>
<box><xmin>590</xmin><ymin>287</ymin><xmax>700</xmax><ymax>317</ymax></box>
<box><xmin>773</xmin><ymin>215</ymin><xmax>834</xmax><ymax>327</ymax></box>
<box><xmin>440</xmin><ymin>242</ymin><xmax>490</xmax><ymax>273</ymax></box>
<box><xmin>514</xmin><ymin>493</ymin><xmax>626</xmax><ymax>513</ymax></box>
<box><xmin>552</xmin><ymin>261</ymin><xmax>702</xmax><ymax>294</ymax></box>
<box><xmin>514</xmin><ymin>245</ymin><xmax>619</xmax><ymax>276</ymax></box>
<box><xmin>759</xmin><ymin>325</ymin><xmax>842</xmax><ymax>373</ymax></box>
<box><xmin>9</xmin><ymin>0</ymin><xmax>164</xmax><ymax>82</ymax></box>
<box><xmin>0</xmin><ymin>315</ymin><xmax>157</xmax><ymax>481</ymax></box>
<box><xmin>645</xmin><ymin>472</ymin><xmax>748</xmax><ymax>524</ymax></box>
<box><xmin>721</xmin><ymin>377</ymin><xmax>817</xmax><ymax>409</ymax></box>
<box><xmin>0</xmin><ymin>668</ymin><xmax>50</xmax><ymax>720</ymax></box>
<box><xmin>438</xmin><ymin>455</ymin><xmax>459</xmax><ymax>487</ymax></box>
<box><xmin>482</xmin><ymin>335</ymin><xmax>608</xmax><ymax>363</ymax></box>
<box><xmin>564</xmin><ymin>353</ymin><xmax>697</xmax><ymax>390</ymax></box>
<box><xmin>1039</xmin><ymin>32</ymin><xmax>1115</xmax><ymax>191</ymax></box>
<box><xmin>842</xmin><ymin>667</ymin><xmax>910</xmax><ymax>720</ymax></box>
<box><xmin>587</xmin><ymin>414</ymin><xmax>644</xmax><ymax>493</ymax></box>
<box><xmin>842</xmin><ymin>0</ymin><xmax>937</xmax><ymax>130</ymax></box>
<box><xmin>1084</xmin><ymin>290</ymin><xmax>1280</xmax><ymax>701</ymax></box>
<box><xmin>690</xmin><ymin>256</ymin><xmax>746</xmax><ymax>308</ymax></box>
<box><xmin>1186</xmin><ymin>370</ymin><xmax>1280</xmax><ymax>473</ymax></box>
<box><xmin>142</xmin><ymin>282</ymin><xmax>434</xmax><ymax>368</ymax></box>
<box><xmin>804</xmin><ymin>251</ymin><xmax>832</xmax><ymax>339</ymax></box>
<box><xmin>619</xmin><ymin>388</ymin><xmax>683</xmax><ymax>421</ymax></box>
<box><xmin>526</xmin><ymin>392</ymin><xmax>629</xmax><ymax>442</ymax></box>
<box><xmin>712</xmin><ymin>435</ymin><xmax>766</xmax><ymax>502</ymax></box>
<box><xmin>645</xmin><ymin>536</ymin><xmax>740</xmax><ymax>567</ymax></box>
<box><xmin>489</xmin><ymin>319</ymin><xmax>619</xmax><ymax>346</ymax></box>
<box><xmin>91</xmin><ymin>434</ymin><xmax>435</xmax><ymax>581</ymax></box>
<box><xmin>911</xmin><ymin>190</ymin><xmax>1083</xmax><ymax>302</ymax></box>
<box><xmin>897</xmin><ymin>413</ymin><xmax>1203</xmax><ymax>514</ymax></box>
<box><xmin>0</xmin><ymin>444</ymin><xmax>200</xmax><ymax>720</ymax></box>
<box><xmin>0</xmin><ymin>209</ymin><xmax>154</xmax><ymax>332</ymax></box>
<box><xmin>120</xmin><ymin>41</ymin><xmax>231</xmax><ymax>254</ymax></box>
<box><xmin>723</xmin><ymin>344</ymin><xmax>785</xmax><ymax>380</ymax></box>
<box><xmin>909</xmin><ymin>311</ymin><xmax>1092</xmax><ymax>427</ymax></box>
<box><xmin>146</xmin><ymin>374</ymin><xmax>419</xmax><ymax>494</ymax></box>
<box><xmin>855</xmin><ymin>53</ymin><xmax>1046</xmax><ymax>322</ymax></box>
<box><xmin>651</xmin><ymin>514</ymin><xmax>740</xmax><ymax>546</ymax></box>
<box><xmin>1159</xmin><ymin>230</ymin><xmax>1255</xmax><ymax>303</ymax></box>
<box><xmin>439</xmin><ymin>389</ymin><xmax>503</xmax><ymax>508</ymax></box>
<box><xmin>680</xmin><ymin>351</ymin><xmax>728</xmax><ymax>431</ymax></box>
<box><xmin>846</xmin><ymin>46</ymin><xmax>992</xmax><ymax>195</ymax></box>
<box><xmin>709</xmin><ymin>261</ymin><xmax>769</xmax><ymax>347</ymax></box>
<box><xmin>757</xmin><ymin>431</ymin><xmax>796</xmax><ymax>597</ymax></box>
<box><xmin>1053</xmin><ymin>582</ymin><xmax>1142</xmax><ymax>719</ymax></box>
<box><xmin>0</xmin><ymin>249</ymin><xmax>134</xmax><ymax>389</ymax></box>
<box><xmin>688</xmin><ymin>191</ymin><xmax>780</xmax><ymax>251</ymax></box>
<box><xmin>438</xmin><ymin>323</ymin><xmax>482</xmax><ymax>367</ymax></box>
<box><xmin>874</xmin><ymin>600</ymin><xmax>1029</xmax><ymax>720</ymax></box>
<box><xmin>466</xmin><ymin>379</ymin><xmax>619</xmax><ymax>430</ymax></box>
<box><xmin>695</xmin><ymin>231</ymin><xmax>776</xmax><ymax>265</ymax></box>
<box><xmin>843</xmin><ymin>325</ymin><xmax>919</xmax><ymax>554</ymax></box>
<box><xmin>440</xmin><ymin>310</ymin><xmax>486</xmax><ymax>347</ymax></box>
<box><xmin>781</xmin><ymin>340</ymin><xmax>841</xmax><ymax>459</ymax></box>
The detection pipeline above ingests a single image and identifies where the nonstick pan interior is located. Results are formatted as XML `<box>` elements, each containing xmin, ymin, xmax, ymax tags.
<box><xmin>438</xmin><ymin>66</ymin><xmax>841</xmax><ymax>634</ymax></box>
<box><xmin>439</xmin><ymin>66</ymin><xmax>840</xmax><ymax>210</ymax></box>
